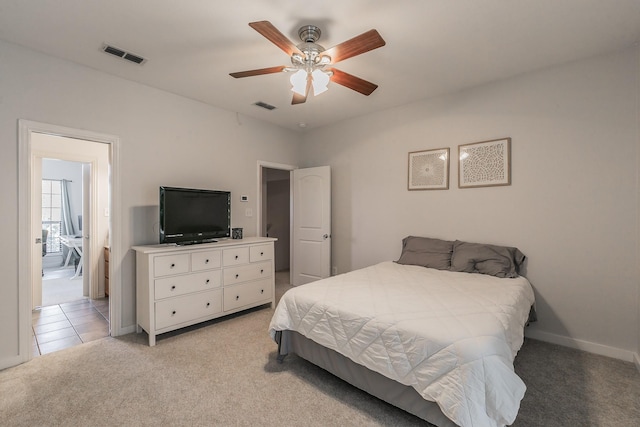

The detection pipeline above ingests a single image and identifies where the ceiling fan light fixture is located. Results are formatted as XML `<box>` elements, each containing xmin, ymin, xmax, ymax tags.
<box><xmin>311</xmin><ymin>69</ymin><xmax>330</xmax><ymax>96</ymax></box>
<box><xmin>316</xmin><ymin>55</ymin><xmax>331</xmax><ymax>65</ymax></box>
<box><xmin>291</xmin><ymin>53</ymin><xmax>305</xmax><ymax>65</ymax></box>
<box><xmin>290</xmin><ymin>69</ymin><xmax>308</xmax><ymax>95</ymax></box>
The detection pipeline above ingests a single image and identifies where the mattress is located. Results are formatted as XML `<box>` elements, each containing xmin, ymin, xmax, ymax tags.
<box><xmin>277</xmin><ymin>330</ymin><xmax>459</xmax><ymax>427</ymax></box>
<box><xmin>269</xmin><ymin>261</ymin><xmax>535</xmax><ymax>427</ymax></box>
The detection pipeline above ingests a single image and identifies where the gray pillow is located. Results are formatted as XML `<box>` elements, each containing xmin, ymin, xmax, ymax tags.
<box><xmin>450</xmin><ymin>240</ymin><xmax>525</xmax><ymax>278</ymax></box>
<box><xmin>396</xmin><ymin>236</ymin><xmax>454</xmax><ymax>270</ymax></box>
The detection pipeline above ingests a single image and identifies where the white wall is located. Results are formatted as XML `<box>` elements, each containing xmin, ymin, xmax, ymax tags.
<box><xmin>301</xmin><ymin>47</ymin><xmax>640</xmax><ymax>360</ymax></box>
<box><xmin>0</xmin><ymin>40</ymin><xmax>301</xmax><ymax>368</ymax></box>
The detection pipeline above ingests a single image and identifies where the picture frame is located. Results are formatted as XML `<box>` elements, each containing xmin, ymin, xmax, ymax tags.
<box><xmin>458</xmin><ymin>138</ymin><xmax>511</xmax><ymax>188</ymax></box>
<box><xmin>408</xmin><ymin>148</ymin><xmax>450</xmax><ymax>190</ymax></box>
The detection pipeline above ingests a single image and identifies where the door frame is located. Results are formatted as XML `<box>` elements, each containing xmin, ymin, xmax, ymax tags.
<box><xmin>257</xmin><ymin>161</ymin><xmax>296</xmax><ymax>285</ymax></box>
<box><xmin>18</xmin><ymin>120</ymin><xmax>121</xmax><ymax>363</ymax></box>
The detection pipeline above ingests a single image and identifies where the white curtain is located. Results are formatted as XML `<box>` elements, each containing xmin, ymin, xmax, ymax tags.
<box><xmin>60</xmin><ymin>179</ymin><xmax>79</xmax><ymax>266</ymax></box>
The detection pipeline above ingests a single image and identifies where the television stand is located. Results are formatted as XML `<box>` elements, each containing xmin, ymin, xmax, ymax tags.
<box><xmin>133</xmin><ymin>237</ymin><xmax>276</xmax><ymax>346</ymax></box>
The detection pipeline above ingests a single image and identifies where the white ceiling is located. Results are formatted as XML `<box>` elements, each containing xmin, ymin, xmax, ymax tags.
<box><xmin>1</xmin><ymin>1</ymin><xmax>639</xmax><ymax>132</ymax></box>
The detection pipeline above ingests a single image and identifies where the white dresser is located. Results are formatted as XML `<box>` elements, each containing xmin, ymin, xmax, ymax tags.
<box><xmin>133</xmin><ymin>237</ymin><xmax>276</xmax><ymax>346</ymax></box>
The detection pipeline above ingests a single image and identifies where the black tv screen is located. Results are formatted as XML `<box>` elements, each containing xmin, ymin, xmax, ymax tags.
<box><xmin>159</xmin><ymin>186</ymin><xmax>231</xmax><ymax>244</ymax></box>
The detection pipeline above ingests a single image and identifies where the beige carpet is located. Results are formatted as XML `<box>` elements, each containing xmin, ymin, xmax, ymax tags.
<box><xmin>1</xmin><ymin>306</ymin><xmax>426</xmax><ymax>426</ymax></box>
<box><xmin>2</xmin><ymin>276</ymin><xmax>639</xmax><ymax>426</ymax></box>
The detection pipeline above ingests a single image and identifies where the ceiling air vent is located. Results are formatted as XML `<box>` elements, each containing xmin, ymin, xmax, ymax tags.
<box><xmin>254</xmin><ymin>101</ymin><xmax>276</xmax><ymax>111</ymax></box>
<box><xmin>102</xmin><ymin>44</ymin><xmax>146</xmax><ymax>65</ymax></box>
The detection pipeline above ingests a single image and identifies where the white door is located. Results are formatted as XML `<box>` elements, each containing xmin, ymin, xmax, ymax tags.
<box><xmin>82</xmin><ymin>164</ymin><xmax>91</xmax><ymax>297</ymax></box>
<box><xmin>31</xmin><ymin>157</ymin><xmax>43</xmax><ymax>309</ymax></box>
<box><xmin>292</xmin><ymin>166</ymin><xmax>331</xmax><ymax>286</ymax></box>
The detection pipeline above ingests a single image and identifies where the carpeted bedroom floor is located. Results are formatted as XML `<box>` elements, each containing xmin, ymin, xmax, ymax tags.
<box><xmin>1</xmin><ymin>277</ymin><xmax>639</xmax><ymax>427</ymax></box>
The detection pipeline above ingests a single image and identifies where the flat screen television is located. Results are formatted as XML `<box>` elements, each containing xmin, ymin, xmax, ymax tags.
<box><xmin>159</xmin><ymin>186</ymin><xmax>231</xmax><ymax>245</ymax></box>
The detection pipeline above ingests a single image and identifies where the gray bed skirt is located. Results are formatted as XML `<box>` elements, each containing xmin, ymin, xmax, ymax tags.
<box><xmin>275</xmin><ymin>330</ymin><xmax>459</xmax><ymax>427</ymax></box>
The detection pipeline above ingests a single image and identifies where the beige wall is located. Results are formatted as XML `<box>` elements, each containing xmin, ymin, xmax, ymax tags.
<box><xmin>302</xmin><ymin>47</ymin><xmax>640</xmax><ymax>360</ymax></box>
<box><xmin>0</xmin><ymin>40</ymin><xmax>301</xmax><ymax>368</ymax></box>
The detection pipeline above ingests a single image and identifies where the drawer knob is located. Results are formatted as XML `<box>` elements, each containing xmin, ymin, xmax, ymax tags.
<box><xmin>170</xmin><ymin>263</ymin><xmax>175</xmax><ymax>268</ymax></box>
<box><xmin>172</xmin><ymin>310</ymin><xmax>176</xmax><ymax>316</ymax></box>
<box><xmin>260</xmin><ymin>252</ymin><xmax>264</xmax><ymax>256</ymax></box>
<box><xmin>205</xmin><ymin>259</ymin><xmax>209</xmax><ymax>264</ymax></box>
<box><xmin>235</xmin><ymin>295</ymin><xmax>239</xmax><ymax>301</ymax></box>
<box><xmin>171</xmin><ymin>285</ymin><xmax>176</xmax><ymax>290</ymax></box>
<box><xmin>206</xmin><ymin>302</ymin><xmax>210</xmax><ymax>307</ymax></box>
<box><xmin>260</xmin><ymin>269</ymin><xmax>264</xmax><ymax>274</ymax></box>
<box><xmin>235</xmin><ymin>255</ymin><xmax>239</xmax><ymax>259</ymax></box>
<box><xmin>261</xmin><ymin>289</ymin><xmax>264</xmax><ymax>294</ymax></box>
<box><xmin>206</xmin><ymin>279</ymin><xmax>210</xmax><ymax>284</ymax></box>
<box><xmin>235</xmin><ymin>274</ymin><xmax>239</xmax><ymax>279</ymax></box>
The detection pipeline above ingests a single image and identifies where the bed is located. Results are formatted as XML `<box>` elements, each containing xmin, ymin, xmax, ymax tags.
<box><xmin>269</xmin><ymin>237</ymin><xmax>535</xmax><ymax>427</ymax></box>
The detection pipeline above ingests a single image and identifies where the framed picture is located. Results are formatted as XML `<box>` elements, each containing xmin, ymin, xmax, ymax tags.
<box><xmin>408</xmin><ymin>148</ymin><xmax>450</xmax><ymax>190</ymax></box>
<box><xmin>458</xmin><ymin>138</ymin><xmax>511</xmax><ymax>188</ymax></box>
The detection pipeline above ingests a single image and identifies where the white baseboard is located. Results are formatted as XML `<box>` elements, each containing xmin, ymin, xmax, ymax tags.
<box><xmin>112</xmin><ymin>324</ymin><xmax>136</xmax><ymax>337</ymax></box>
<box><xmin>634</xmin><ymin>352</ymin><xmax>640</xmax><ymax>373</ymax></box>
<box><xmin>0</xmin><ymin>354</ymin><xmax>28</xmax><ymax>371</ymax></box>
<box><xmin>524</xmin><ymin>329</ymin><xmax>635</xmax><ymax>363</ymax></box>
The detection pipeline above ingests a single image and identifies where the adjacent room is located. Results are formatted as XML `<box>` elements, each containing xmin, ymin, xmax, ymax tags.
<box><xmin>0</xmin><ymin>1</ymin><xmax>639</xmax><ymax>426</ymax></box>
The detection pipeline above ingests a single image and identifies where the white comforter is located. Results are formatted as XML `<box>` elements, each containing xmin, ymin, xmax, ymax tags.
<box><xmin>268</xmin><ymin>261</ymin><xmax>535</xmax><ymax>427</ymax></box>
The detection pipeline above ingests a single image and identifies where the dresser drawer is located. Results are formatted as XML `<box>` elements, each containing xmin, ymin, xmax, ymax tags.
<box><xmin>223</xmin><ymin>261</ymin><xmax>272</xmax><ymax>286</ymax></box>
<box><xmin>155</xmin><ymin>289</ymin><xmax>222</xmax><ymax>330</ymax></box>
<box><xmin>223</xmin><ymin>278</ymin><xmax>272</xmax><ymax>311</ymax></box>
<box><xmin>154</xmin><ymin>270</ymin><xmax>222</xmax><ymax>300</ymax></box>
<box><xmin>154</xmin><ymin>254</ymin><xmax>190</xmax><ymax>277</ymax></box>
<box><xmin>191</xmin><ymin>249</ymin><xmax>221</xmax><ymax>271</ymax></box>
<box><xmin>250</xmin><ymin>244</ymin><xmax>273</xmax><ymax>262</ymax></box>
<box><xmin>223</xmin><ymin>247</ymin><xmax>250</xmax><ymax>266</ymax></box>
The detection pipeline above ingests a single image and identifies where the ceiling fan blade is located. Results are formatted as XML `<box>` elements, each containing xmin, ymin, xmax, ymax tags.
<box><xmin>328</xmin><ymin>68</ymin><xmax>378</xmax><ymax>96</ymax></box>
<box><xmin>291</xmin><ymin>92</ymin><xmax>307</xmax><ymax>105</ymax></box>
<box><xmin>229</xmin><ymin>65</ymin><xmax>286</xmax><ymax>78</ymax></box>
<box><xmin>322</xmin><ymin>29</ymin><xmax>386</xmax><ymax>64</ymax></box>
<box><xmin>249</xmin><ymin>21</ymin><xmax>303</xmax><ymax>57</ymax></box>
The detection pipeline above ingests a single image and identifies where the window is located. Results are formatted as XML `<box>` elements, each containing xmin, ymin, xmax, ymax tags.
<box><xmin>42</xmin><ymin>179</ymin><xmax>62</xmax><ymax>253</ymax></box>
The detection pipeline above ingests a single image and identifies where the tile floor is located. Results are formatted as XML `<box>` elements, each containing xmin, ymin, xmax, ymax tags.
<box><xmin>32</xmin><ymin>298</ymin><xmax>110</xmax><ymax>356</ymax></box>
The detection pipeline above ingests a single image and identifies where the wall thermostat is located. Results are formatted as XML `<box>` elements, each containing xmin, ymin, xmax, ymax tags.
<box><xmin>240</xmin><ymin>195</ymin><xmax>248</xmax><ymax>202</ymax></box>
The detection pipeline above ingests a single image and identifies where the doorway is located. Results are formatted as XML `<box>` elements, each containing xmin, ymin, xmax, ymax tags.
<box><xmin>18</xmin><ymin>120</ymin><xmax>121</xmax><ymax>364</ymax></box>
<box><xmin>40</xmin><ymin>160</ymin><xmax>89</xmax><ymax>307</ymax></box>
<box><xmin>259</xmin><ymin>163</ymin><xmax>293</xmax><ymax>284</ymax></box>
<box><xmin>30</xmin><ymin>134</ymin><xmax>110</xmax><ymax>355</ymax></box>
<box><xmin>257</xmin><ymin>162</ymin><xmax>332</xmax><ymax>287</ymax></box>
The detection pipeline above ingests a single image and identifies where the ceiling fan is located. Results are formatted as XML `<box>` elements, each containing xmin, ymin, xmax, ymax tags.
<box><xmin>229</xmin><ymin>21</ymin><xmax>386</xmax><ymax>105</ymax></box>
